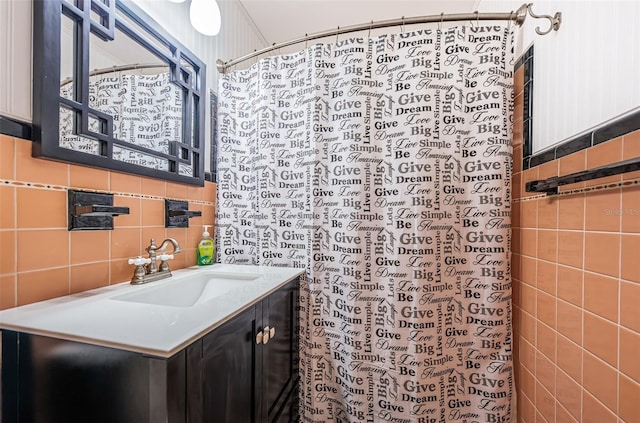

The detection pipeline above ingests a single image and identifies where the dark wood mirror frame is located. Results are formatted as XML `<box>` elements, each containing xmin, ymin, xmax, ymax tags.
<box><xmin>32</xmin><ymin>0</ymin><xmax>206</xmax><ymax>186</ymax></box>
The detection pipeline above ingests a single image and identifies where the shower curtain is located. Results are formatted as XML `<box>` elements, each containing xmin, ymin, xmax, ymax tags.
<box><xmin>217</xmin><ymin>26</ymin><xmax>514</xmax><ymax>423</ymax></box>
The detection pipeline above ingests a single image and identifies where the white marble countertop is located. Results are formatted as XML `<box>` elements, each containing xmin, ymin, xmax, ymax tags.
<box><xmin>0</xmin><ymin>264</ymin><xmax>304</xmax><ymax>358</ymax></box>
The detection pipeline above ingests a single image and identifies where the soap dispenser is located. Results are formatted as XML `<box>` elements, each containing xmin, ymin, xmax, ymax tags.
<box><xmin>197</xmin><ymin>225</ymin><xmax>215</xmax><ymax>266</ymax></box>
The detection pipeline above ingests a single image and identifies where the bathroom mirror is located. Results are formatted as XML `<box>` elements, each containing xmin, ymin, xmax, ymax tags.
<box><xmin>32</xmin><ymin>0</ymin><xmax>206</xmax><ymax>185</ymax></box>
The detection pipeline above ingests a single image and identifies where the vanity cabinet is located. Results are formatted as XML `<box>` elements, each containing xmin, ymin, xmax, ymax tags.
<box><xmin>1</xmin><ymin>278</ymin><xmax>299</xmax><ymax>423</ymax></box>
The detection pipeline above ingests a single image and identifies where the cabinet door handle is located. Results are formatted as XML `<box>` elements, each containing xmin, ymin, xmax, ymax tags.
<box><xmin>256</xmin><ymin>330</ymin><xmax>264</xmax><ymax>345</ymax></box>
<box><xmin>270</xmin><ymin>326</ymin><xmax>276</xmax><ymax>339</ymax></box>
<box><xmin>263</xmin><ymin>326</ymin><xmax>270</xmax><ymax>344</ymax></box>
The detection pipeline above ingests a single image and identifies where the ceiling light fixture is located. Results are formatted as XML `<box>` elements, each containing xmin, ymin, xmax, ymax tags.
<box><xmin>189</xmin><ymin>0</ymin><xmax>221</xmax><ymax>36</ymax></box>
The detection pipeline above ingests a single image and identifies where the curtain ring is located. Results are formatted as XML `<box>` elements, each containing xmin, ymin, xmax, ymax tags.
<box><xmin>507</xmin><ymin>11</ymin><xmax>513</xmax><ymax>31</ymax></box>
<box><xmin>305</xmin><ymin>34</ymin><xmax>308</xmax><ymax>49</ymax></box>
<box><xmin>368</xmin><ymin>20</ymin><xmax>373</xmax><ymax>38</ymax></box>
<box><xmin>439</xmin><ymin>12</ymin><xmax>443</xmax><ymax>30</ymax></box>
<box><xmin>336</xmin><ymin>26</ymin><xmax>340</xmax><ymax>44</ymax></box>
<box><xmin>476</xmin><ymin>10</ymin><xmax>480</xmax><ymax>28</ymax></box>
<box><xmin>401</xmin><ymin>16</ymin><xmax>405</xmax><ymax>33</ymax></box>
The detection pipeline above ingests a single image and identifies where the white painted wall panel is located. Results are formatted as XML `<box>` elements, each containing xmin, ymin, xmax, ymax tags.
<box><xmin>478</xmin><ymin>0</ymin><xmax>640</xmax><ymax>153</ymax></box>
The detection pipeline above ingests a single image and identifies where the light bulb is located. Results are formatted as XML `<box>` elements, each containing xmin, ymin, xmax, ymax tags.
<box><xmin>190</xmin><ymin>0</ymin><xmax>221</xmax><ymax>36</ymax></box>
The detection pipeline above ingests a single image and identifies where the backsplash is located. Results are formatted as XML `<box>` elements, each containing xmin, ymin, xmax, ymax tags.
<box><xmin>0</xmin><ymin>134</ymin><xmax>216</xmax><ymax>309</ymax></box>
<box><xmin>512</xmin><ymin>65</ymin><xmax>640</xmax><ymax>423</ymax></box>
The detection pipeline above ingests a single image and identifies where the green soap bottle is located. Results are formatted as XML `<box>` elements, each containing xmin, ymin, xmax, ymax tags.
<box><xmin>197</xmin><ymin>225</ymin><xmax>215</xmax><ymax>266</ymax></box>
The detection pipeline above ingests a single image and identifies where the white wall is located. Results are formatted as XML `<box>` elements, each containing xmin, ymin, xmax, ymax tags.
<box><xmin>0</xmin><ymin>0</ymin><xmax>267</xmax><ymax>170</ymax></box>
<box><xmin>477</xmin><ymin>0</ymin><xmax>640</xmax><ymax>153</ymax></box>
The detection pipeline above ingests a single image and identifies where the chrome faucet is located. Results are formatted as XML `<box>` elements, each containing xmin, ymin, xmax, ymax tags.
<box><xmin>129</xmin><ymin>238</ymin><xmax>182</xmax><ymax>284</ymax></box>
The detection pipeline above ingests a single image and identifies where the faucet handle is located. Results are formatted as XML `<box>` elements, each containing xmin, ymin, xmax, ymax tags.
<box><xmin>128</xmin><ymin>256</ymin><xmax>152</xmax><ymax>266</ymax></box>
<box><xmin>158</xmin><ymin>254</ymin><xmax>174</xmax><ymax>261</ymax></box>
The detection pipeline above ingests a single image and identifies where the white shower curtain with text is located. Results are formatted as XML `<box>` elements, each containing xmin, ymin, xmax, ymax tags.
<box><xmin>217</xmin><ymin>25</ymin><xmax>514</xmax><ymax>423</ymax></box>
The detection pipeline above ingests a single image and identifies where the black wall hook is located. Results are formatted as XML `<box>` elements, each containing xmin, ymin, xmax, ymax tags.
<box><xmin>68</xmin><ymin>190</ymin><xmax>130</xmax><ymax>230</ymax></box>
<box><xmin>165</xmin><ymin>199</ymin><xmax>202</xmax><ymax>228</ymax></box>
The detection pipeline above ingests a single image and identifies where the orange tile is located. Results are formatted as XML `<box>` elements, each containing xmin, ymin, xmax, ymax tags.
<box><xmin>165</xmin><ymin>228</ymin><xmax>187</xmax><ymax>269</ymax></box>
<box><xmin>17</xmin><ymin>229</ymin><xmax>69</xmax><ymax>272</ymax></box>
<box><xmin>620</xmin><ymin>281</ymin><xmax>640</xmax><ymax>332</ymax></box>
<box><xmin>619</xmin><ymin>373</ymin><xmax>640</xmax><ymax>423</ymax></box>
<box><xmin>556</xmin><ymin>403</ymin><xmax>578</xmax><ymax>423</ymax></box>
<box><xmin>519</xmin><ymin>365</ymin><xmax>536</xmax><ymax>402</ymax></box>
<box><xmin>112</xmin><ymin>195</ymin><xmax>141</xmax><ymax>228</ymax></box>
<box><xmin>110</xmin><ymin>258</ymin><xmax>133</xmax><ymax>285</ymax></box>
<box><xmin>622</xmin><ymin>129</ymin><xmax>640</xmax><ymax>180</ymax></box>
<box><xmin>538</xmin><ymin>160</ymin><xmax>559</xmax><ymax>180</ymax></box>
<box><xmin>521</xmin><ymin>255</ymin><xmax>537</xmax><ymax>287</ymax></box>
<box><xmin>512</xmin><ymin>201</ymin><xmax>521</xmax><ymax>228</ymax></box>
<box><xmin>537</xmin><ymin>320</ymin><xmax>556</xmax><ymax>359</ymax></box>
<box><xmin>512</xmin><ymin>172</ymin><xmax>522</xmax><ymax>200</ymax></box>
<box><xmin>621</xmin><ymin>234</ymin><xmax>640</xmax><ymax>283</ymax></box>
<box><xmin>183</xmin><ymin>248</ymin><xmax>197</xmax><ymax>269</ymax></box>
<box><xmin>584</xmin><ymin>313</ymin><xmax>618</xmax><ymax>366</ymax></box>
<box><xmin>557</xmin><ymin>231</ymin><xmax>584</xmax><ymax>269</ymax></box>
<box><xmin>16</xmin><ymin>188</ymin><xmax>67</xmax><ymax>229</ymax></box>
<box><xmin>166</xmin><ymin>182</ymin><xmax>188</xmax><ymax>200</ymax></box>
<box><xmin>557</xmin><ymin>265</ymin><xmax>582</xmax><ymax>306</ymax></box>
<box><xmin>620</xmin><ymin>327</ymin><xmax>640</xmax><ymax>382</ymax></box>
<box><xmin>558</xmin><ymin>150</ymin><xmax>586</xmax><ymax>191</ymax></box>
<box><xmin>582</xmin><ymin>390</ymin><xmax>616</xmax><ymax>423</ymax></box>
<box><xmin>141</xmin><ymin>198</ymin><xmax>165</xmax><ymax>227</ymax></box>
<box><xmin>0</xmin><ymin>231</ymin><xmax>16</xmax><ymax>274</ymax></box>
<box><xmin>519</xmin><ymin>338</ymin><xmax>536</xmax><ymax>373</ymax></box>
<box><xmin>521</xmin><ymin>228</ymin><xmax>537</xmax><ymax>257</ymax></box>
<box><xmin>514</xmin><ymin>146</ymin><xmax>523</xmax><ymax>173</ymax></box>
<box><xmin>512</xmin><ymin>227</ymin><xmax>521</xmax><ymax>254</ymax></box>
<box><xmin>537</xmin><ymin>291</ymin><xmax>556</xmax><ymax>329</ymax></box>
<box><xmin>521</xmin><ymin>309</ymin><xmax>536</xmax><ymax>345</ymax></box>
<box><xmin>70</xmin><ymin>230</ymin><xmax>110</xmax><ymax>264</ymax></box>
<box><xmin>187</xmin><ymin>224</ymin><xmax>203</xmax><ymax>248</ymax></box>
<box><xmin>15</xmin><ymin>138</ymin><xmax>68</xmax><ymax>186</ymax></box>
<box><xmin>202</xmin><ymin>204</ymin><xmax>215</xmax><ymax>227</ymax></box>
<box><xmin>521</xmin><ymin>283</ymin><xmax>536</xmax><ymax>315</ymax></box>
<box><xmin>70</xmin><ymin>262</ymin><xmax>109</xmax><ymax>293</ymax></box>
<box><xmin>187</xmin><ymin>184</ymin><xmax>204</xmax><ymax>202</ymax></box>
<box><xmin>557</xmin><ymin>334</ymin><xmax>582</xmax><ymax>382</ymax></box>
<box><xmin>111</xmin><ymin>227</ymin><xmax>142</xmax><ymax>259</ymax></box>
<box><xmin>556</xmin><ymin>369</ymin><xmax>582</xmax><ymax>421</ymax></box>
<box><xmin>536</xmin><ymin>349</ymin><xmax>556</xmax><ymax>394</ymax></box>
<box><xmin>519</xmin><ymin>392</ymin><xmax>535</xmax><ymax>423</ymax></box>
<box><xmin>1</xmin><ymin>186</ymin><xmax>15</xmax><ymax>229</ymax></box>
<box><xmin>536</xmin><ymin>381</ymin><xmax>556</xmax><ymax>422</ymax></box>
<box><xmin>585</xmin><ymin>189</ymin><xmax>621</xmax><ymax>232</ymax></box>
<box><xmin>69</xmin><ymin>164</ymin><xmax>109</xmax><ymax>191</ymax></box>
<box><xmin>110</xmin><ymin>171</ymin><xmax>141</xmax><ymax>194</ymax></box>
<box><xmin>584</xmin><ymin>232</ymin><xmax>620</xmax><ymax>278</ymax></box>
<box><xmin>558</xmin><ymin>194</ymin><xmax>585</xmax><ymax>230</ymax></box>
<box><xmin>17</xmin><ymin>267</ymin><xmax>69</xmax><ymax>305</ymax></box>
<box><xmin>521</xmin><ymin>168</ymin><xmax>539</xmax><ymax>199</ymax></box>
<box><xmin>538</xmin><ymin>197</ymin><xmax>558</xmax><ymax>229</ymax></box>
<box><xmin>536</xmin><ymin>260</ymin><xmax>557</xmax><ymax>295</ymax></box>
<box><xmin>584</xmin><ymin>273</ymin><xmax>618</xmax><ymax>322</ymax></box>
<box><xmin>514</xmin><ymin>67</ymin><xmax>524</xmax><ymax>94</ymax></box>
<box><xmin>586</xmin><ymin>137</ymin><xmax>623</xmax><ymax>187</ymax></box>
<box><xmin>141</xmin><ymin>177</ymin><xmax>166</xmax><ymax>198</ymax></box>
<box><xmin>512</xmin><ymin>253</ymin><xmax>521</xmax><ymax>281</ymax></box>
<box><xmin>621</xmin><ymin>185</ymin><xmax>640</xmax><ymax>233</ymax></box>
<box><xmin>520</xmin><ymin>198</ymin><xmax>537</xmax><ymax>228</ymax></box>
<box><xmin>557</xmin><ymin>300</ymin><xmax>582</xmax><ymax>345</ymax></box>
<box><xmin>0</xmin><ymin>135</ymin><xmax>15</xmax><ymax>179</ymax></box>
<box><xmin>537</xmin><ymin>231</ymin><xmax>557</xmax><ymax>264</ymax></box>
<box><xmin>583</xmin><ymin>351</ymin><xmax>617</xmax><ymax>412</ymax></box>
<box><xmin>0</xmin><ymin>274</ymin><xmax>16</xmax><ymax>310</ymax></box>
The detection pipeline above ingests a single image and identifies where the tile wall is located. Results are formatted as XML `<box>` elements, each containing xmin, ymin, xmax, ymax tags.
<box><xmin>512</xmin><ymin>67</ymin><xmax>640</xmax><ymax>423</ymax></box>
<box><xmin>0</xmin><ymin>134</ymin><xmax>216</xmax><ymax>309</ymax></box>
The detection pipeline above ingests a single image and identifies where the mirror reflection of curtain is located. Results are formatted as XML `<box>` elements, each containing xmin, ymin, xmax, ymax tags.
<box><xmin>59</xmin><ymin>72</ymin><xmax>182</xmax><ymax>161</ymax></box>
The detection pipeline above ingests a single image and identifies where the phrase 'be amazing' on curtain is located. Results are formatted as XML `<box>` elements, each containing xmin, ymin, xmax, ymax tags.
<box><xmin>217</xmin><ymin>25</ymin><xmax>515</xmax><ymax>423</ymax></box>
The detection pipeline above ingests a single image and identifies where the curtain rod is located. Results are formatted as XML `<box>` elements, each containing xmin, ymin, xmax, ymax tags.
<box><xmin>61</xmin><ymin>63</ymin><xmax>168</xmax><ymax>86</ymax></box>
<box><xmin>216</xmin><ymin>3</ymin><xmax>560</xmax><ymax>73</ymax></box>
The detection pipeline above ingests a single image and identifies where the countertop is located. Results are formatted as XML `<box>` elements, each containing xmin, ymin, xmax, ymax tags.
<box><xmin>0</xmin><ymin>264</ymin><xmax>304</xmax><ymax>357</ymax></box>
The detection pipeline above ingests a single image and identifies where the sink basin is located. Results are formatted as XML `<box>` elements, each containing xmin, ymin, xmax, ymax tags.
<box><xmin>112</xmin><ymin>272</ymin><xmax>260</xmax><ymax>307</ymax></box>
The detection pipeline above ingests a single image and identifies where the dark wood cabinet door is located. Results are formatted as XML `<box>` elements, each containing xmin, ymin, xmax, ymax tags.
<box><xmin>200</xmin><ymin>304</ymin><xmax>261</xmax><ymax>423</ymax></box>
<box><xmin>264</xmin><ymin>280</ymin><xmax>298</xmax><ymax>422</ymax></box>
